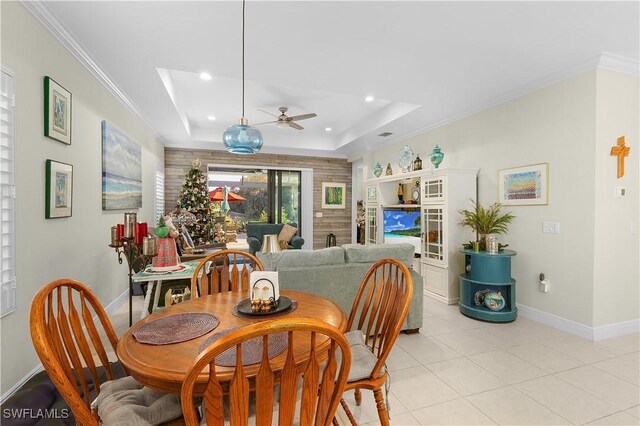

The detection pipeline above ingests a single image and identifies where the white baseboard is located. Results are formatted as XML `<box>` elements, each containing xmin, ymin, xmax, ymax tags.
<box><xmin>0</xmin><ymin>289</ymin><xmax>129</xmax><ymax>405</ymax></box>
<box><xmin>103</xmin><ymin>288</ymin><xmax>129</xmax><ymax>317</ymax></box>
<box><xmin>517</xmin><ymin>303</ymin><xmax>640</xmax><ymax>341</ymax></box>
<box><xmin>0</xmin><ymin>364</ymin><xmax>45</xmax><ymax>405</ymax></box>
<box><xmin>593</xmin><ymin>319</ymin><xmax>640</xmax><ymax>341</ymax></box>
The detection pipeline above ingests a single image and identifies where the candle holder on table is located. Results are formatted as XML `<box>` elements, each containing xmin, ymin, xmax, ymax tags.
<box><xmin>109</xmin><ymin>213</ymin><xmax>156</xmax><ymax>326</ymax></box>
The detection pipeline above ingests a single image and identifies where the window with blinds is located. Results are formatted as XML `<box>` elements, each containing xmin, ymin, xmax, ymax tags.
<box><xmin>1</xmin><ymin>67</ymin><xmax>16</xmax><ymax>318</ymax></box>
<box><xmin>155</xmin><ymin>165</ymin><xmax>165</xmax><ymax>224</ymax></box>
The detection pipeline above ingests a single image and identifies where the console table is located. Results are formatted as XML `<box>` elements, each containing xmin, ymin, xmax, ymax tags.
<box><xmin>458</xmin><ymin>248</ymin><xmax>517</xmax><ymax>322</ymax></box>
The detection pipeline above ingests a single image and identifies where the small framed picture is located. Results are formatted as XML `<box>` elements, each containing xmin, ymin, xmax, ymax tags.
<box><xmin>46</xmin><ymin>160</ymin><xmax>73</xmax><ymax>218</ymax></box>
<box><xmin>366</xmin><ymin>185</ymin><xmax>378</xmax><ymax>203</ymax></box>
<box><xmin>322</xmin><ymin>182</ymin><xmax>346</xmax><ymax>209</ymax></box>
<box><xmin>44</xmin><ymin>76</ymin><xmax>72</xmax><ymax>145</ymax></box>
<box><xmin>498</xmin><ymin>163</ymin><xmax>548</xmax><ymax>205</ymax></box>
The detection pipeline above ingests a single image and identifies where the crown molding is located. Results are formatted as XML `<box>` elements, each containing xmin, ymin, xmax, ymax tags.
<box><xmin>19</xmin><ymin>1</ymin><xmax>167</xmax><ymax>145</ymax></box>
<box><xmin>597</xmin><ymin>52</ymin><xmax>640</xmax><ymax>76</ymax></box>
<box><xmin>366</xmin><ymin>52</ymin><xmax>639</xmax><ymax>151</ymax></box>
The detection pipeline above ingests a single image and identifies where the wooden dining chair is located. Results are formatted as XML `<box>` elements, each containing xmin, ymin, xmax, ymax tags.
<box><xmin>190</xmin><ymin>249</ymin><xmax>264</xmax><ymax>297</ymax></box>
<box><xmin>339</xmin><ymin>258</ymin><xmax>413</xmax><ymax>426</ymax></box>
<box><xmin>30</xmin><ymin>278</ymin><xmax>183</xmax><ymax>426</ymax></box>
<box><xmin>181</xmin><ymin>318</ymin><xmax>351</xmax><ymax>426</ymax></box>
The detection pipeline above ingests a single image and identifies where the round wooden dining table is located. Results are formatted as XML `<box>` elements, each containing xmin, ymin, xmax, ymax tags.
<box><xmin>117</xmin><ymin>290</ymin><xmax>347</xmax><ymax>395</ymax></box>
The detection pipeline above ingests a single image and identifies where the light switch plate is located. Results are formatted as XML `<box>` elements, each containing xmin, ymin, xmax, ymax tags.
<box><xmin>315</xmin><ymin>212</ymin><xmax>323</xmax><ymax>218</ymax></box>
<box><xmin>542</xmin><ymin>221</ymin><xmax>560</xmax><ymax>234</ymax></box>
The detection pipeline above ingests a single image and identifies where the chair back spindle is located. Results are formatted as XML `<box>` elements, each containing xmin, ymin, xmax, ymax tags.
<box><xmin>191</xmin><ymin>250</ymin><xmax>264</xmax><ymax>297</ymax></box>
<box><xmin>181</xmin><ymin>318</ymin><xmax>351</xmax><ymax>426</ymax></box>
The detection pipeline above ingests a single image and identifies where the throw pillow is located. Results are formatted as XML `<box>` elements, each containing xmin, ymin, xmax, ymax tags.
<box><xmin>278</xmin><ymin>224</ymin><xmax>298</xmax><ymax>243</ymax></box>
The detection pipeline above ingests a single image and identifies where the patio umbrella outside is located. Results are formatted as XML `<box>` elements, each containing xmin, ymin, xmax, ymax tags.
<box><xmin>208</xmin><ymin>187</ymin><xmax>246</xmax><ymax>202</ymax></box>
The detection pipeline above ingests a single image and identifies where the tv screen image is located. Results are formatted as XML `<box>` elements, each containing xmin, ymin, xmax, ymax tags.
<box><xmin>382</xmin><ymin>209</ymin><xmax>421</xmax><ymax>254</ymax></box>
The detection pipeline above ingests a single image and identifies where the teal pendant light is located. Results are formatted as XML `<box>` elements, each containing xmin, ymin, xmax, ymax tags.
<box><xmin>223</xmin><ymin>0</ymin><xmax>263</xmax><ymax>154</ymax></box>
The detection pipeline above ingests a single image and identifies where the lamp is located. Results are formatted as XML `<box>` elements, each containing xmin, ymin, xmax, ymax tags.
<box><xmin>222</xmin><ymin>0</ymin><xmax>263</xmax><ymax>155</ymax></box>
<box><xmin>260</xmin><ymin>234</ymin><xmax>282</xmax><ymax>254</ymax></box>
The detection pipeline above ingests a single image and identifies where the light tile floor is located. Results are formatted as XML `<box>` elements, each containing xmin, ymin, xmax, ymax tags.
<box><xmin>115</xmin><ymin>295</ymin><xmax>639</xmax><ymax>425</ymax></box>
<box><xmin>339</xmin><ymin>296</ymin><xmax>640</xmax><ymax>426</ymax></box>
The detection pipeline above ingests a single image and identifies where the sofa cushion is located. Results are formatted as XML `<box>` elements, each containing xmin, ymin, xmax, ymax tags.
<box><xmin>257</xmin><ymin>247</ymin><xmax>345</xmax><ymax>270</ymax></box>
<box><xmin>342</xmin><ymin>243</ymin><xmax>414</xmax><ymax>267</ymax></box>
<box><xmin>277</xmin><ymin>224</ymin><xmax>298</xmax><ymax>243</ymax></box>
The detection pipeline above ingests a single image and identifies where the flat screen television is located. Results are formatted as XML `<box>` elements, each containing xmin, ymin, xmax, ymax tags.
<box><xmin>382</xmin><ymin>208</ymin><xmax>421</xmax><ymax>254</ymax></box>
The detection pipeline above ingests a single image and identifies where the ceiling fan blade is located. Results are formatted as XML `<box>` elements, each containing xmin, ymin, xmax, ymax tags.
<box><xmin>288</xmin><ymin>113</ymin><xmax>317</xmax><ymax>121</ymax></box>
<box><xmin>289</xmin><ymin>122</ymin><xmax>304</xmax><ymax>130</ymax></box>
<box><xmin>258</xmin><ymin>109</ymin><xmax>279</xmax><ymax>118</ymax></box>
<box><xmin>253</xmin><ymin>120</ymin><xmax>277</xmax><ymax>125</ymax></box>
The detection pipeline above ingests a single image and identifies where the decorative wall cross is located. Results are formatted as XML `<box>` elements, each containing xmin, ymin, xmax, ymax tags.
<box><xmin>610</xmin><ymin>136</ymin><xmax>630</xmax><ymax>178</ymax></box>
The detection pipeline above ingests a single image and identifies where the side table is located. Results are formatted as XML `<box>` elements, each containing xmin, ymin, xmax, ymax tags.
<box><xmin>458</xmin><ymin>249</ymin><xmax>517</xmax><ymax>322</ymax></box>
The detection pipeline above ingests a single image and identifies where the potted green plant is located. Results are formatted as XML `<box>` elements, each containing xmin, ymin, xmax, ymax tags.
<box><xmin>458</xmin><ymin>199</ymin><xmax>515</xmax><ymax>250</ymax></box>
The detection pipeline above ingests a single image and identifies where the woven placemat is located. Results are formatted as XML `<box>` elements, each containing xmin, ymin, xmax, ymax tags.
<box><xmin>231</xmin><ymin>301</ymin><xmax>298</xmax><ymax>319</ymax></box>
<box><xmin>199</xmin><ymin>326</ymin><xmax>288</xmax><ymax>367</ymax></box>
<box><xmin>133</xmin><ymin>312</ymin><xmax>219</xmax><ymax>345</ymax></box>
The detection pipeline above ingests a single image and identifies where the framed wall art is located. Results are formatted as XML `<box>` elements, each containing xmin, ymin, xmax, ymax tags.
<box><xmin>322</xmin><ymin>182</ymin><xmax>346</xmax><ymax>209</ymax></box>
<box><xmin>101</xmin><ymin>120</ymin><xmax>142</xmax><ymax>210</ymax></box>
<box><xmin>498</xmin><ymin>163</ymin><xmax>548</xmax><ymax>205</ymax></box>
<box><xmin>45</xmin><ymin>159</ymin><xmax>73</xmax><ymax>218</ymax></box>
<box><xmin>44</xmin><ymin>76</ymin><xmax>71</xmax><ymax>145</ymax></box>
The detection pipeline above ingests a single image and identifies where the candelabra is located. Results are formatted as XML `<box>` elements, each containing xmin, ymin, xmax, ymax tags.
<box><xmin>109</xmin><ymin>238</ymin><xmax>155</xmax><ymax>326</ymax></box>
<box><xmin>109</xmin><ymin>212</ymin><xmax>157</xmax><ymax>326</ymax></box>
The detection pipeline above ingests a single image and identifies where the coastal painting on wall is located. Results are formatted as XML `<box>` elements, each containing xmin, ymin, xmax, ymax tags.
<box><xmin>322</xmin><ymin>182</ymin><xmax>346</xmax><ymax>209</ymax></box>
<box><xmin>45</xmin><ymin>160</ymin><xmax>73</xmax><ymax>218</ymax></box>
<box><xmin>44</xmin><ymin>77</ymin><xmax>71</xmax><ymax>145</ymax></box>
<box><xmin>498</xmin><ymin>163</ymin><xmax>548</xmax><ymax>205</ymax></box>
<box><xmin>101</xmin><ymin>121</ymin><xmax>142</xmax><ymax>210</ymax></box>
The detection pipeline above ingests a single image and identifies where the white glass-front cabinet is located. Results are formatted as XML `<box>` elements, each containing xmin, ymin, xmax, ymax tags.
<box><xmin>365</xmin><ymin>205</ymin><xmax>378</xmax><ymax>245</ymax></box>
<box><xmin>421</xmin><ymin>171</ymin><xmax>477</xmax><ymax>304</ymax></box>
<box><xmin>365</xmin><ymin>185</ymin><xmax>379</xmax><ymax>245</ymax></box>
<box><xmin>363</xmin><ymin>168</ymin><xmax>477</xmax><ymax>304</ymax></box>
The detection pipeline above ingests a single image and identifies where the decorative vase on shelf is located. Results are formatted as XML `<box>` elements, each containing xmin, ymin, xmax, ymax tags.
<box><xmin>398</xmin><ymin>145</ymin><xmax>415</xmax><ymax>173</ymax></box>
<box><xmin>430</xmin><ymin>145</ymin><xmax>444</xmax><ymax>169</ymax></box>
<box><xmin>373</xmin><ymin>161</ymin><xmax>383</xmax><ymax>177</ymax></box>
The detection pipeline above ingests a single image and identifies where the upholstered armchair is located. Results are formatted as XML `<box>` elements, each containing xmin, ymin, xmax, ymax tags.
<box><xmin>246</xmin><ymin>223</ymin><xmax>304</xmax><ymax>254</ymax></box>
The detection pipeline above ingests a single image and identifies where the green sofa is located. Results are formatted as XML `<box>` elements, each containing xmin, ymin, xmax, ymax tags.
<box><xmin>257</xmin><ymin>243</ymin><xmax>423</xmax><ymax>332</ymax></box>
<box><xmin>246</xmin><ymin>223</ymin><xmax>305</xmax><ymax>255</ymax></box>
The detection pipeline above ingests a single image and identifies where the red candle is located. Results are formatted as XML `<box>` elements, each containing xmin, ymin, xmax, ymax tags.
<box><xmin>116</xmin><ymin>224</ymin><xmax>124</xmax><ymax>241</ymax></box>
<box><xmin>135</xmin><ymin>223</ymin><xmax>143</xmax><ymax>245</ymax></box>
<box><xmin>140</xmin><ymin>222</ymin><xmax>148</xmax><ymax>239</ymax></box>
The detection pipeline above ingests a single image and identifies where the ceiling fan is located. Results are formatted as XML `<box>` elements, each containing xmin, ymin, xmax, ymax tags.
<box><xmin>256</xmin><ymin>106</ymin><xmax>317</xmax><ymax>130</ymax></box>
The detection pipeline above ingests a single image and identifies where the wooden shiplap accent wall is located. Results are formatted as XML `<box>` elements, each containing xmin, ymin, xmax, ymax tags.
<box><xmin>164</xmin><ymin>148</ymin><xmax>352</xmax><ymax>249</ymax></box>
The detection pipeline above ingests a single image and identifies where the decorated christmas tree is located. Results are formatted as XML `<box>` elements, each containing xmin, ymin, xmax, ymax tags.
<box><xmin>176</xmin><ymin>158</ymin><xmax>214</xmax><ymax>244</ymax></box>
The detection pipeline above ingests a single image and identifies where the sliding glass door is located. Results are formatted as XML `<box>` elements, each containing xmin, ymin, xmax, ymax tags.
<box><xmin>208</xmin><ymin>167</ymin><xmax>301</xmax><ymax>230</ymax></box>
<box><xmin>268</xmin><ymin>170</ymin><xmax>301</xmax><ymax>227</ymax></box>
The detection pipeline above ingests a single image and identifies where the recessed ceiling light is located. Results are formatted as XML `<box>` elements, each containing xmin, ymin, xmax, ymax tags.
<box><xmin>207</xmin><ymin>115</ymin><xmax>216</xmax><ymax>121</ymax></box>
<box><xmin>325</xmin><ymin>127</ymin><xmax>332</xmax><ymax>132</ymax></box>
<box><xmin>199</xmin><ymin>72</ymin><xmax>212</xmax><ymax>81</ymax></box>
<box><xmin>365</xmin><ymin>95</ymin><xmax>374</xmax><ymax>102</ymax></box>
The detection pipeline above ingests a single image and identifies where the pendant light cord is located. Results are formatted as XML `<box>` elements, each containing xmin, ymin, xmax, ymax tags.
<box><xmin>242</xmin><ymin>0</ymin><xmax>245</xmax><ymax>118</ymax></box>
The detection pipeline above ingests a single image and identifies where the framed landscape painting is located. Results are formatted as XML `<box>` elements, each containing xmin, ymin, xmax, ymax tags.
<box><xmin>101</xmin><ymin>121</ymin><xmax>142</xmax><ymax>210</ymax></box>
<box><xmin>44</xmin><ymin>77</ymin><xmax>71</xmax><ymax>145</ymax></box>
<box><xmin>498</xmin><ymin>163</ymin><xmax>548</xmax><ymax>205</ymax></box>
<box><xmin>322</xmin><ymin>182</ymin><xmax>346</xmax><ymax>209</ymax></box>
<box><xmin>45</xmin><ymin>160</ymin><xmax>72</xmax><ymax>218</ymax></box>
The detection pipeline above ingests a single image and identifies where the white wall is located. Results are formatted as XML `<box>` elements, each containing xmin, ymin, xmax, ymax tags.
<box><xmin>0</xmin><ymin>2</ymin><xmax>165</xmax><ymax>396</ymax></box>
<box><xmin>366</xmin><ymin>69</ymin><xmax>638</xmax><ymax>332</ymax></box>
<box><xmin>593</xmin><ymin>69</ymin><xmax>640</xmax><ymax>329</ymax></box>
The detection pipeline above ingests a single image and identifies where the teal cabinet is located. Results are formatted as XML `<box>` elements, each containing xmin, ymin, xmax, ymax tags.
<box><xmin>459</xmin><ymin>249</ymin><xmax>517</xmax><ymax>322</ymax></box>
